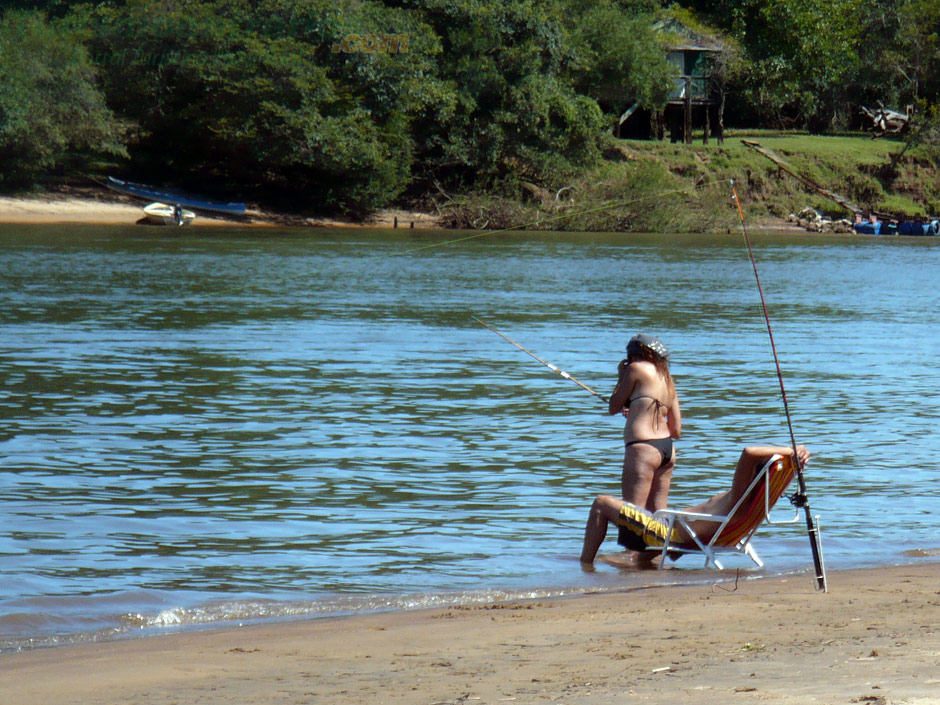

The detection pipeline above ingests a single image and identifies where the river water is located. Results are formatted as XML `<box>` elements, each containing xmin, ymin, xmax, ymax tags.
<box><xmin>1</xmin><ymin>224</ymin><xmax>938</xmax><ymax>651</ymax></box>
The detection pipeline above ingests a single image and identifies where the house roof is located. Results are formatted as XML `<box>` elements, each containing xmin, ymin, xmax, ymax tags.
<box><xmin>654</xmin><ymin>17</ymin><xmax>725</xmax><ymax>52</ymax></box>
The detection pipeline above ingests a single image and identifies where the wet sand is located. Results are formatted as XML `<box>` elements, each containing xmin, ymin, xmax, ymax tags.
<box><xmin>2</xmin><ymin>563</ymin><xmax>939</xmax><ymax>705</ymax></box>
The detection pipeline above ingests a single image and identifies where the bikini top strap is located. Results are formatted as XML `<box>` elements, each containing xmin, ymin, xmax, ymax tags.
<box><xmin>627</xmin><ymin>394</ymin><xmax>667</xmax><ymax>411</ymax></box>
<box><xmin>626</xmin><ymin>394</ymin><xmax>669</xmax><ymax>429</ymax></box>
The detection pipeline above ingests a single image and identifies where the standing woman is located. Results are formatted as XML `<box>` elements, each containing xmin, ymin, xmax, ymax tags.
<box><xmin>607</xmin><ymin>335</ymin><xmax>681</xmax><ymax>519</ymax></box>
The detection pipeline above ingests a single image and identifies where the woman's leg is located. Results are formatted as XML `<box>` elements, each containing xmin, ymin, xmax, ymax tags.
<box><xmin>580</xmin><ymin>494</ymin><xmax>625</xmax><ymax>563</ymax></box>
<box><xmin>645</xmin><ymin>466</ymin><xmax>674</xmax><ymax>513</ymax></box>
<box><xmin>620</xmin><ymin>443</ymin><xmax>661</xmax><ymax>505</ymax></box>
<box><xmin>645</xmin><ymin>455</ymin><xmax>675</xmax><ymax>513</ymax></box>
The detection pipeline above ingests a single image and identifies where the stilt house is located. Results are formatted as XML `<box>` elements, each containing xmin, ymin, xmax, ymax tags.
<box><xmin>615</xmin><ymin>18</ymin><xmax>727</xmax><ymax>144</ymax></box>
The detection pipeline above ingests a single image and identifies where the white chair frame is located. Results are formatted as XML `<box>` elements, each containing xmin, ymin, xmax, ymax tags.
<box><xmin>646</xmin><ymin>455</ymin><xmax>801</xmax><ymax>569</ymax></box>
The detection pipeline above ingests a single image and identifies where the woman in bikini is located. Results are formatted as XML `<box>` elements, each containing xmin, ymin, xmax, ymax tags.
<box><xmin>606</xmin><ymin>335</ymin><xmax>681</xmax><ymax>517</ymax></box>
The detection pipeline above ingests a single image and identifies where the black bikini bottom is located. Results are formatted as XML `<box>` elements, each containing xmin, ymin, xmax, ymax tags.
<box><xmin>625</xmin><ymin>436</ymin><xmax>673</xmax><ymax>469</ymax></box>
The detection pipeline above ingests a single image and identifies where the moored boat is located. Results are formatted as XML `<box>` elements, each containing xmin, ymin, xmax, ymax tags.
<box><xmin>107</xmin><ymin>176</ymin><xmax>246</xmax><ymax>217</ymax></box>
<box><xmin>143</xmin><ymin>202</ymin><xmax>195</xmax><ymax>226</ymax></box>
<box><xmin>853</xmin><ymin>214</ymin><xmax>940</xmax><ymax>236</ymax></box>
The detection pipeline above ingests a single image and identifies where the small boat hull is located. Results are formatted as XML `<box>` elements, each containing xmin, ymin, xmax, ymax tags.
<box><xmin>854</xmin><ymin>220</ymin><xmax>940</xmax><ymax>236</ymax></box>
<box><xmin>143</xmin><ymin>202</ymin><xmax>195</xmax><ymax>226</ymax></box>
<box><xmin>107</xmin><ymin>176</ymin><xmax>246</xmax><ymax>216</ymax></box>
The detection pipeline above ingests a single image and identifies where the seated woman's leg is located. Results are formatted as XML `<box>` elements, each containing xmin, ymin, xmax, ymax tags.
<box><xmin>581</xmin><ymin>495</ymin><xmax>678</xmax><ymax>564</ymax></box>
<box><xmin>580</xmin><ymin>495</ymin><xmax>625</xmax><ymax>563</ymax></box>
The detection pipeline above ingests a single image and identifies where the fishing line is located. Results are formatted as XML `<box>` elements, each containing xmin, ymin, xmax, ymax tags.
<box><xmin>730</xmin><ymin>179</ymin><xmax>828</xmax><ymax>593</ymax></box>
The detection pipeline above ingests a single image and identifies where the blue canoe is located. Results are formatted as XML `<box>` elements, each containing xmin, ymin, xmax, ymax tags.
<box><xmin>106</xmin><ymin>176</ymin><xmax>246</xmax><ymax>217</ymax></box>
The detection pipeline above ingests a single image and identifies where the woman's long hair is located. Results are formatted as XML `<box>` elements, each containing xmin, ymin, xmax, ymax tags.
<box><xmin>628</xmin><ymin>346</ymin><xmax>674</xmax><ymax>398</ymax></box>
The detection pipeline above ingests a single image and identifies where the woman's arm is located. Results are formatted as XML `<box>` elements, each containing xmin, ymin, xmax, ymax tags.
<box><xmin>680</xmin><ymin>445</ymin><xmax>812</xmax><ymax>532</ymax></box>
<box><xmin>607</xmin><ymin>359</ymin><xmax>633</xmax><ymax>415</ymax></box>
<box><xmin>730</xmin><ymin>445</ymin><xmax>810</xmax><ymax>499</ymax></box>
<box><xmin>741</xmin><ymin>445</ymin><xmax>810</xmax><ymax>466</ymax></box>
<box><xmin>666</xmin><ymin>390</ymin><xmax>681</xmax><ymax>439</ymax></box>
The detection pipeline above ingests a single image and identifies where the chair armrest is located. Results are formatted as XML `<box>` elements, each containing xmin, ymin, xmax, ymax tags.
<box><xmin>652</xmin><ymin>509</ymin><xmax>732</xmax><ymax>523</ymax></box>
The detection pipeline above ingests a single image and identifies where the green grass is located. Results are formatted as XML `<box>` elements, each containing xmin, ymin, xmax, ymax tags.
<box><xmin>727</xmin><ymin>132</ymin><xmax>901</xmax><ymax>163</ymax></box>
<box><xmin>440</xmin><ymin>131</ymin><xmax>940</xmax><ymax>232</ymax></box>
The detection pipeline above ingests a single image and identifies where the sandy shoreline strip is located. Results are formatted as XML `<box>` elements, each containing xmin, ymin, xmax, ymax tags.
<box><xmin>0</xmin><ymin>194</ymin><xmax>152</xmax><ymax>226</ymax></box>
<box><xmin>0</xmin><ymin>192</ymin><xmax>812</xmax><ymax>233</ymax></box>
<box><xmin>0</xmin><ymin>191</ymin><xmax>808</xmax><ymax>232</ymax></box>
<box><xmin>0</xmin><ymin>192</ymin><xmax>440</xmax><ymax>229</ymax></box>
<box><xmin>2</xmin><ymin>563</ymin><xmax>939</xmax><ymax>705</ymax></box>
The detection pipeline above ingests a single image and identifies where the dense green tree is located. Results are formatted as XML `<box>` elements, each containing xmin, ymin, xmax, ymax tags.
<box><xmin>841</xmin><ymin>0</ymin><xmax>940</xmax><ymax>111</ymax></box>
<box><xmin>894</xmin><ymin>0</ymin><xmax>940</xmax><ymax>101</ymax></box>
<box><xmin>271</xmin><ymin>0</ymin><xmax>457</xmax><ymax>201</ymax></box>
<box><xmin>0</xmin><ymin>1</ymin><xmax>78</xmax><ymax>16</ymax></box>
<box><xmin>840</xmin><ymin>1</ymin><xmax>940</xmax><ymax>135</ymax></box>
<box><xmin>565</xmin><ymin>0</ymin><xmax>676</xmax><ymax>111</ymax></box>
<box><xmin>389</xmin><ymin>0</ymin><xmax>673</xmax><ymax>188</ymax></box>
<box><xmin>384</xmin><ymin>0</ymin><xmax>590</xmax><ymax>185</ymax></box>
<box><xmin>675</xmin><ymin>0</ymin><xmax>940</xmax><ymax>130</ymax></box>
<box><xmin>0</xmin><ymin>10</ymin><xmax>125</xmax><ymax>187</ymax></box>
<box><xmin>840</xmin><ymin>0</ymin><xmax>906</xmax><ymax>120</ymax></box>
<box><xmin>74</xmin><ymin>0</ymin><xmax>450</xmax><ymax>212</ymax></box>
<box><xmin>15</xmin><ymin>0</ymin><xmax>940</xmax><ymax>205</ymax></box>
<box><xmin>0</xmin><ymin>0</ymin><xmax>743</xmax><ymax>209</ymax></box>
<box><xmin>713</xmin><ymin>0</ymin><xmax>865</xmax><ymax>129</ymax></box>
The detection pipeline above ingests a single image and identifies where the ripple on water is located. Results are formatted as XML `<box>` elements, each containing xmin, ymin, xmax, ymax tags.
<box><xmin>1</xmin><ymin>226</ymin><xmax>939</xmax><ymax>648</ymax></box>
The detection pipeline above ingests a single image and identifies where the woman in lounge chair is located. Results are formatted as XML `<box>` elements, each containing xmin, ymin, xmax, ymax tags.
<box><xmin>608</xmin><ymin>335</ymin><xmax>681</xmax><ymax>514</ymax></box>
<box><xmin>579</xmin><ymin>444</ymin><xmax>811</xmax><ymax>564</ymax></box>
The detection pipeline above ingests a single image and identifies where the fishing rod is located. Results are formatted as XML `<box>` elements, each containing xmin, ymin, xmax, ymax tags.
<box><xmin>730</xmin><ymin>179</ymin><xmax>828</xmax><ymax>593</ymax></box>
<box><xmin>471</xmin><ymin>315</ymin><xmax>609</xmax><ymax>405</ymax></box>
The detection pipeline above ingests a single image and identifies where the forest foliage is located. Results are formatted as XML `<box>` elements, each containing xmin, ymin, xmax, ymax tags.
<box><xmin>2</xmin><ymin>0</ymin><xmax>940</xmax><ymax>213</ymax></box>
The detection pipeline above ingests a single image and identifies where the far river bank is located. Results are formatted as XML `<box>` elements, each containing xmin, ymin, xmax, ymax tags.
<box><xmin>2</xmin><ymin>133</ymin><xmax>929</xmax><ymax>234</ymax></box>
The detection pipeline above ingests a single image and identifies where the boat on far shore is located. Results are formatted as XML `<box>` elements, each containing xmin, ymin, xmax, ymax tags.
<box><xmin>792</xmin><ymin>207</ymin><xmax>940</xmax><ymax>236</ymax></box>
<box><xmin>744</xmin><ymin>140</ymin><xmax>940</xmax><ymax>237</ymax></box>
<box><xmin>852</xmin><ymin>214</ymin><xmax>940</xmax><ymax>236</ymax></box>
<box><xmin>106</xmin><ymin>176</ymin><xmax>246</xmax><ymax>217</ymax></box>
<box><xmin>143</xmin><ymin>202</ymin><xmax>195</xmax><ymax>227</ymax></box>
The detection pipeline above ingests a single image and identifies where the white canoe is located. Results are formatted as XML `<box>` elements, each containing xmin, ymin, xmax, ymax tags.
<box><xmin>143</xmin><ymin>202</ymin><xmax>195</xmax><ymax>226</ymax></box>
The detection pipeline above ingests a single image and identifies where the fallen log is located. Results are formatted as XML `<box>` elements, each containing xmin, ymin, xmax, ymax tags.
<box><xmin>741</xmin><ymin>140</ymin><xmax>862</xmax><ymax>216</ymax></box>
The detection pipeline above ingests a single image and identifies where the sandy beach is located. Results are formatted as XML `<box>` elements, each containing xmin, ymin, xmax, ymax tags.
<box><xmin>0</xmin><ymin>189</ymin><xmax>440</xmax><ymax>229</ymax></box>
<box><xmin>2</xmin><ymin>563</ymin><xmax>939</xmax><ymax>705</ymax></box>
